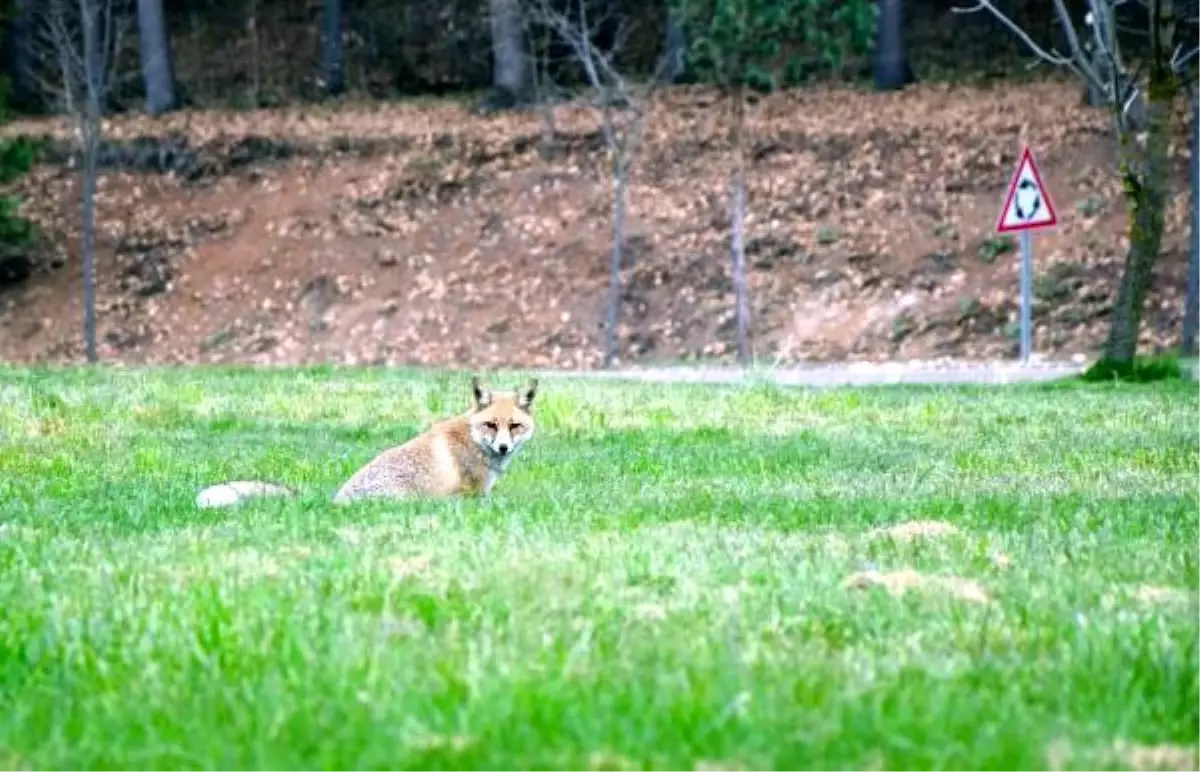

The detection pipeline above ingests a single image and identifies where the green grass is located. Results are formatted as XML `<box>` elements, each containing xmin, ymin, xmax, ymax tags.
<box><xmin>0</xmin><ymin>366</ymin><xmax>1197</xmax><ymax>770</ymax></box>
<box><xmin>1081</xmin><ymin>354</ymin><xmax>1196</xmax><ymax>384</ymax></box>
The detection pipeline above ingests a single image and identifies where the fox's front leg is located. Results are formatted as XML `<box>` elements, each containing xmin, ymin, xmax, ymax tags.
<box><xmin>481</xmin><ymin>468</ymin><xmax>500</xmax><ymax>496</ymax></box>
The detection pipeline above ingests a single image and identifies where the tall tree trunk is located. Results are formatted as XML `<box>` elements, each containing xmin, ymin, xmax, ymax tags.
<box><xmin>1102</xmin><ymin>1</ymin><xmax>1176</xmax><ymax>366</ymax></box>
<box><xmin>873</xmin><ymin>0</ymin><xmax>913</xmax><ymax>91</ymax></box>
<box><xmin>247</xmin><ymin>0</ymin><xmax>260</xmax><ymax>106</ymax></box>
<box><xmin>729</xmin><ymin>82</ymin><xmax>751</xmax><ymax>364</ymax></box>
<box><xmin>136</xmin><ymin>0</ymin><xmax>177</xmax><ymax>116</ymax></box>
<box><xmin>487</xmin><ymin>0</ymin><xmax>528</xmax><ymax>108</ymax></box>
<box><xmin>80</xmin><ymin>122</ymin><xmax>98</xmax><ymax>364</ymax></box>
<box><xmin>1104</xmin><ymin>121</ymin><xmax>1172</xmax><ymax>364</ymax></box>
<box><xmin>320</xmin><ymin>0</ymin><xmax>344</xmax><ymax>96</ymax></box>
<box><xmin>603</xmin><ymin>158</ymin><xmax>629</xmax><ymax>368</ymax></box>
<box><xmin>1183</xmin><ymin>87</ymin><xmax>1199</xmax><ymax>356</ymax></box>
<box><xmin>1084</xmin><ymin>0</ymin><xmax>1115</xmax><ymax>108</ymax></box>
<box><xmin>80</xmin><ymin>0</ymin><xmax>102</xmax><ymax>363</ymax></box>
<box><xmin>665</xmin><ymin>6</ymin><xmax>687</xmax><ymax>84</ymax></box>
<box><xmin>7</xmin><ymin>0</ymin><xmax>38</xmax><ymax>111</ymax></box>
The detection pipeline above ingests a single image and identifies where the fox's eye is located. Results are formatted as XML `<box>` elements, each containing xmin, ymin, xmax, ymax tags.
<box><xmin>484</xmin><ymin>421</ymin><xmax>498</xmax><ymax>431</ymax></box>
<box><xmin>509</xmin><ymin>423</ymin><xmax>523</xmax><ymax>433</ymax></box>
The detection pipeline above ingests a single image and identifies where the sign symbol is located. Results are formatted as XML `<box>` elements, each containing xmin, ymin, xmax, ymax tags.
<box><xmin>1014</xmin><ymin>179</ymin><xmax>1040</xmax><ymax>221</ymax></box>
<box><xmin>996</xmin><ymin>147</ymin><xmax>1057</xmax><ymax>234</ymax></box>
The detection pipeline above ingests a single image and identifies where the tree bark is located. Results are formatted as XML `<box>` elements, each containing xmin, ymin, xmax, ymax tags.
<box><xmin>1084</xmin><ymin>0</ymin><xmax>1115</xmax><ymax>108</ymax></box>
<box><xmin>487</xmin><ymin>0</ymin><xmax>528</xmax><ymax>108</ymax></box>
<box><xmin>81</xmin><ymin>0</ymin><xmax>103</xmax><ymax>363</ymax></box>
<box><xmin>136</xmin><ymin>0</ymin><xmax>177</xmax><ymax>116</ymax></box>
<box><xmin>247</xmin><ymin>0</ymin><xmax>260</xmax><ymax>106</ymax></box>
<box><xmin>6</xmin><ymin>0</ymin><xmax>38</xmax><ymax>111</ymax></box>
<box><xmin>1104</xmin><ymin>114</ymin><xmax>1172</xmax><ymax>364</ymax></box>
<box><xmin>1183</xmin><ymin>87</ymin><xmax>1199</xmax><ymax>355</ymax></box>
<box><xmin>320</xmin><ymin>0</ymin><xmax>345</xmax><ymax>96</ymax></box>
<box><xmin>603</xmin><ymin>159</ymin><xmax>629</xmax><ymax>368</ymax></box>
<box><xmin>80</xmin><ymin>122</ymin><xmax>98</xmax><ymax>364</ymax></box>
<box><xmin>665</xmin><ymin>7</ymin><xmax>687</xmax><ymax>84</ymax></box>
<box><xmin>873</xmin><ymin>0</ymin><xmax>914</xmax><ymax>91</ymax></box>
<box><xmin>1101</xmin><ymin>0</ymin><xmax>1175</xmax><ymax>366</ymax></box>
<box><xmin>729</xmin><ymin>82</ymin><xmax>751</xmax><ymax>364</ymax></box>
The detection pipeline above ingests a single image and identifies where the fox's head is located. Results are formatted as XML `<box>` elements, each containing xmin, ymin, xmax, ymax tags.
<box><xmin>467</xmin><ymin>375</ymin><xmax>538</xmax><ymax>462</ymax></box>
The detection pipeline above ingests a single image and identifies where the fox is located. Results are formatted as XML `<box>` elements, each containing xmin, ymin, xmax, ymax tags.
<box><xmin>194</xmin><ymin>376</ymin><xmax>539</xmax><ymax>509</ymax></box>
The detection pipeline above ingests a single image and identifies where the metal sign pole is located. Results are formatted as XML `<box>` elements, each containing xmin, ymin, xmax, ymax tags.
<box><xmin>997</xmin><ymin>145</ymin><xmax>1056</xmax><ymax>366</ymax></box>
<box><xmin>1019</xmin><ymin>229</ymin><xmax>1032</xmax><ymax>364</ymax></box>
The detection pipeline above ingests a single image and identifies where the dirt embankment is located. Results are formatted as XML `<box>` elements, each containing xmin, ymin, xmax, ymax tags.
<box><xmin>0</xmin><ymin>80</ymin><xmax>1192</xmax><ymax>369</ymax></box>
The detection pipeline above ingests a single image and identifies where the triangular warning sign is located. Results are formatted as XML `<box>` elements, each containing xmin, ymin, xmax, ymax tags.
<box><xmin>996</xmin><ymin>147</ymin><xmax>1058</xmax><ymax>234</ymax></box>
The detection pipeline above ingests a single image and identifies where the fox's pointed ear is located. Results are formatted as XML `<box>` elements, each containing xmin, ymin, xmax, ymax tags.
<box><xmin>471</xmin><ymin>375</ymin><xmax>492</xmax><ymax>409</ymax></box>
<box><xmin>518</xmin><ymin>378</ymin><xmax>538</xmax><ymax>410</ymax></box>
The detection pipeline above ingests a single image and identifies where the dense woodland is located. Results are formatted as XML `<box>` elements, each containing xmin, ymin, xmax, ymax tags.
<box><xmin>0</xmin><ymin>0</ymin><xmax>1189</xmax><ymax>115</ymax></box>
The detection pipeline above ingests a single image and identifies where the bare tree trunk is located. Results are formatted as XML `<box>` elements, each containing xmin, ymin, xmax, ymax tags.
<box><xmin>1102</xmin><ymin>3</ymin><xmax>1175</xmax><ymax>366</ymax></box>
<box><xmin>1104</xmin><ymin>111</ymin><xmax>1171</xmax><ymax>364</ymax></box>
<box><xmin>873</xmin><ymin>0</ymin><xmax>914</xmax><ymax>90</ymax></box>
<box><xmin>603</xmin><ymin>158</ymin><xmax>629</xmax><ymax>368</ymax></box>
<box><xmin>528</xmin><ymin>33</ymin><xmax>557</xmax><ymax>158</ymax></box>
<box><xmin>136</xmin><ymin>0</ymin><xmax>176</xmax><ymax>115</ymax></box>
<box><xmin>7</xmin><ymin>0</ymin><xmax>39</xmax><ymax>111</ymax></box>
<box><xmin>487</xmin><ymin>0</ymin><xmax>528</xmax><ymax>108</ymax></box>
<box><xmin>1184</xmin><ymin>87</ymin><xmax>1199</xmax><ymax>356</ymax></box>
<box><xmin>80</xmin><ymin>121</ymin><xmax>98</xmax><ymax>363</ymax></box>
<box><xmin>320</xmin><ymin>0</ymin><xmax>344</xmax><ymax>96</ymax></box>
<box><xmin>80</xmin><ymin>0</ymin><xmax>102</xmax><ymax>363</ymax></box>
<box><xmin>665</xmin><ymin>6</ymin><xmax>687</xmax><ymax>84</ymax></box>
<box><xmin>56</xmin><ymin>29</ymin><xmax>74</xmax><ymax>115</ymax></box>
<box><xmin>728</xmin><ymin>82</ymin><xmax>751</xmax><ymax>364</ymax></box>
<box><xmin>246</xmin><ymin>0</ymin><xmax>260</xmax><ymax>106</ymax></box>
<box><xmin>1105</xmin><ymin>196</ymin><xmax>1165</xmax><ymax>364</ymax></box>
<box><xmin>1085</xmin><ymin>0</ymin><xmax>1115</xmax><ymax>108</ymax></box>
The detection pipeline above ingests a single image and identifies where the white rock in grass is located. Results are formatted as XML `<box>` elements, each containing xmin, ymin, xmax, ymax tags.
<box><xmin>195</xmin><ymin>480</ymin><xmax>294</xmax><ymax>508</ymax></box>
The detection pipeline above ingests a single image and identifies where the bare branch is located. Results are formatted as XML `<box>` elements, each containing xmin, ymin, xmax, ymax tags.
<box><xmin>528</xmin><ymin>0</ymin><xmax>673</xmax><ymax>131</ymax></box>
<box><xmin>953</xmin><ymin>0</ymin><xmax>1113</xmax><ymax>95</ymax></box>
<box><xmin>1051</xmin><ymin>0</ymin><xmax>1103</xmax><ymax>82</ymax></box>
<box><xmin>952</xmin><ymin>1</ymin><xmax>1075</xmax><ymax>67</ymax></box>
<box><xmin>100</xmin><ymin>0</ymin><xmax>121</xmax><ymax>98</ymax></box>
<box><xmin>1173</xmin><ymin>43</ymin><xmax>1199</xmax><ymax>73</ymax></box>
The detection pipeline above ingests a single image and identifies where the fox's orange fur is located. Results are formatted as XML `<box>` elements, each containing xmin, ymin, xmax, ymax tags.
<box><xmin>333</xmin><ymin>377</ymin><xmax>537</xmax><ymax>503</ymax></box>
<box><xmin>195</xmin><ymin>376</ymin><xmax>538</xmax><ymax>508</ymax></box>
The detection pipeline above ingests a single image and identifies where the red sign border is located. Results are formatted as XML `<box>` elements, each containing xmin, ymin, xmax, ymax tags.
<box><xmin>995</xmin><ymin>146</ymin><xmax>1059</xmax><ymax>234</ymax></box>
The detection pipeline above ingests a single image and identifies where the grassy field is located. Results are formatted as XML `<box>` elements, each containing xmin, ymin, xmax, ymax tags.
<box><xmin>0</xmin><ymin>366</ymin><xmax>1196</xmax><ymax>770</ymax></box>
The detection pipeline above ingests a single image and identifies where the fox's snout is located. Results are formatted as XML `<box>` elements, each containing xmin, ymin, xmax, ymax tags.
<box><xmin>493</xmin><ymin>426</ymin><xmax>513</xmax><ymax>455</ymax></box>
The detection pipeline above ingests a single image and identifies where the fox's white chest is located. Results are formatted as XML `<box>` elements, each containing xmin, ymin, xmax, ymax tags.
<box><xmin>483</xmin><ymin>468</ymin><xmax>500</xmax><ymax>494</ymax></box>
<box><xmin>482</xmin><ymin>452</ymin><xmax>518</xmax><ymax>495</ymax></box>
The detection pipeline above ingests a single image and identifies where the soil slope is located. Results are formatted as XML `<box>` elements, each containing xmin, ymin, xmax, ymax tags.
<box><xmin>0</xmin><ymin>79</ymin><xmax>1192</xmax><ymax>369</ymax></box>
